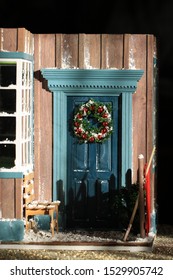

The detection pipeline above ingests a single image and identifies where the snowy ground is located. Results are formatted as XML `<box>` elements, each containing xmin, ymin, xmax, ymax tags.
<box><xmin>23</xmin><ymin>228</ymin><xmax>154</xmax><ymax>243</ymax></box>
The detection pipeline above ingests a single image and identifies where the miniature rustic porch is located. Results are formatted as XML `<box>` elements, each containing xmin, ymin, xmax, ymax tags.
<box><xmin>0</xmin><ymin>29</ymin><xmax>157</xmax><ymax>236</ymax></box>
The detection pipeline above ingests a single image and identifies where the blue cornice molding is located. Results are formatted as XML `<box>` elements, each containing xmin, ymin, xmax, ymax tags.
<box><xmin>41</xmin><ymin>69</ymin><xmax>144</xmax><ymax>91</ymax></box>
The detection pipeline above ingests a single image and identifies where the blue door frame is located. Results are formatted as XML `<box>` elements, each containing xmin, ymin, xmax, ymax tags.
<box><xmin>41</xmin><ymin>69</ymin><xmax>143</xmax><ymax>229</ymax></box>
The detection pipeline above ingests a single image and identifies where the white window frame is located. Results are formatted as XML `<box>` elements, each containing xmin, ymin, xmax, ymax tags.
<box><xmin>0</xmin><ymin>58</ymin><xmax>34</xmax><ymax>173</ymax></box>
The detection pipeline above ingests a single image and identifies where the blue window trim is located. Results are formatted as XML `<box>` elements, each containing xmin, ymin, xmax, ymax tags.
<box><xmin>0</xmin><ymin>52</ymin><xmax>33</xmax><ymax>61</ymax></box>
<box><xmin>0</xmin><ymin>172</ymin><xmax>24</xmax><ymax>179</ymax></box>
<box><xmin>41</xmin><ymin>69</ymin><xmax>144</xmax><ymax>200</ymax></box>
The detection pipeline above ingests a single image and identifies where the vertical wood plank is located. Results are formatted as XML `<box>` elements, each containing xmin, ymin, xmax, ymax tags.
<box><xmin>101</xmin><ymin>34</ymin><xmax>124</xmax><ymax>69</ymax></box>
<box><xmin>15</xmin><ymin>178</ymin><xmax>23</xmax><ymax>219</ymax></box>
<box><xmin>29</xmin><ymin>30</ymin><xmax>34</xmax><ymax>55</ymax></box>
<box><xmin>0</xmin><ymin>28</ymin><xmax>17</xmax><ymax>51</ymax></box>
<box><xmin>0</xmin><ymin>29</ymin><xmax>3</xmax><ymax>51</ymax></box>
<box><xmin>17</xmin><ymin>28</ymin><xmax>34</xmax><ymax>54</ymax></box>
<box><xmin>1</xmin><ymin>179</ymin><xmax>15</xmax><ymax>218</ymax></box>
<box><xmin>126</xmin><ymin>35</ymin><xmax>147</xmax><ymax>183</ymax></box>
<box><xmin>17</xmin><ymin>28</ymin><xmax>26</xmax><ymax>52</ymax></box>
<box><xmin>79</xmin><ymin>34</ymin><xmax>101</xmax><ymax>68</ymax></box>
<box><xmin>147</xmin><ymin>35</ymin><xmax>157</xmax><ymax>215</ymax></box>
<box><xmin>56</xmin><ymin>34</ymin><xmax>79</xmax><ymax>68</ymax></box>
<box><xmin>55</xmin><ymin>34</ymin><xmax>62</xmax><ymax>68</ymax></box>
<box><xmin>146</xmin><ymin>35</ymin><xmax>155</xmax><ymax>161</ymax></box>
<box><xmin>123</xmin><ymin>34</ymin><xmax>130</xmax><ymax>68</ymax></box>
<box><xmin>34</xmin><ymin>34</ymin><xmax>55</xmax><ymax>201</ymax></box>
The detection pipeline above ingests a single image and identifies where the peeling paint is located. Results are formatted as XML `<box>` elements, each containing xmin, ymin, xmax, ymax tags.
<box><xmin>62</xmin><ymin>51</ymin><xmax>72</xmax><ymax>68</ymax></box>
<box><xmin>129</xmin><ymin>48</ymin><xmax>136</xmax><ymax>69</ymax></box>
<box><xmin>84</xmin><ymin>46</ymin><xmax>92</xmax><ymax>69</ymax></box>
<box><xmin>106</xmin><ymin>48</ymin><xmax>109</xmax><ymax>68</ymax></box>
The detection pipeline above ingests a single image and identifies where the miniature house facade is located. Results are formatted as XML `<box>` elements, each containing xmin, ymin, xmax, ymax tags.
<box><xmin>0</xmin><ymin>29</ymin><xmax>157</xmax><ymax>232</ymax></box>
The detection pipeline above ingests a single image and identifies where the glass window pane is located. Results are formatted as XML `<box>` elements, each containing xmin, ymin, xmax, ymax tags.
<box><xmin>0</xmin><ymin>89</ymin><xmax>16</xmax><ymax>113</ymax></box>
<box><xmin>0</xmin><ymin>117</ymin><xmax>16</xmax><ymax>141</ymax></box>
<box><xmin>0</xmin><ymin>144</ymin><xmax>15</xmax><ymax>168</ymax></box>
<box><xmin>0</xmin><ymin>64</ymin><xmax>16</xmax><ymax>87</ymax></box>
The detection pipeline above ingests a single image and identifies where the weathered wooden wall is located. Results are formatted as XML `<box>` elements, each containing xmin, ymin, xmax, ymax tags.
<box><xmin>0</xmin><ymin>29</ymin><xmax>157</xmax><ymax>219</ymax></box>
<box><xmin>0</xmin><ymin>28</ymin><xmax>34</xmax><ymax>54</ymax></box>
<box><xmin>34</xmin><ymin>33</ymin><xmax>156</xmax><ymax>186</ymax></box>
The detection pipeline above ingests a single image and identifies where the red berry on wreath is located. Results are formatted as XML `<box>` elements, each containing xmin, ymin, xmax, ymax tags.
<box><xmin>97</xmin><ymin>107</ymin><xmax>104</xmax><ymax>113</ymax></box>
<box><xmin>101</xmin><ymin>128</ymin><xmax>107</xmax><ymax>134</ymax></box>
<box><xmin>102</xmin><ymin>113</ymin><xmax>108</xmax><ymax>118</ymax></box>
<box><xmin>90</xmin><ymin>105</ymin><xmax>95</xmax><ymax>111</ymax></box>
<box><xmin>77</xmin><ymin>128</ymin><xmax>82</xmax><ymax>134</ymax></box>
<box><xmin>102</xmin><ymin>121</ymin><xmax>108</xmax><ymax>126</ymax></box>
<box><xmin>74</xmin><ymin>122</ymin><xmax>80</xmax><ymax>127</ymax></box>
<box><xmin>77</xmin><ymin>114</ymin><xmax>82</xmax><ymax>119</ymax></box>
<box><xmin>98</xmin><ymin>134</ymin><xmax>103</xmax><ymax>140</ymax></box>
<box><xmin>82</xmin><ymin>134</ymin><xmax>87</xmax><ymax>139</ymax></box>
<box><xmin>89</xmin><ymin>136</ymin><xmax>95</xmax><ymax>142</ymax></box>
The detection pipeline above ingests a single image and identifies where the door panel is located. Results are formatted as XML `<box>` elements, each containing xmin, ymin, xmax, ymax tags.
<box><xmin>67</xmin><ymin>96</ymin><xmax>119</xmax><ymax>229</ymax></box>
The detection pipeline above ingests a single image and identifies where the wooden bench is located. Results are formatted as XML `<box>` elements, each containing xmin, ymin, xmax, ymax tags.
<box><xmin>23</xmin><ymin>172</ymin><xmax>60</xmax><ymax>236</ymax></box>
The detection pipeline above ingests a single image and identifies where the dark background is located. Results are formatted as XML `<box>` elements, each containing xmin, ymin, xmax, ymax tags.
<box><xmin>1</xmin><ymin>0</ymin><xmax>173</xmax><ymax>225</ymax></box>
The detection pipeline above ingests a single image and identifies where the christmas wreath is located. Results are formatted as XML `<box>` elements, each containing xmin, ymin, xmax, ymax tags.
<box><xmin>73</xmin><ymin>99</ymin><xmax>113</xmax><ymax>143</ymax></box>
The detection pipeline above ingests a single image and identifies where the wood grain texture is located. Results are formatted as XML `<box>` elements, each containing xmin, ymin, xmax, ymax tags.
<box><xmin>0</xmin><ymin>28</ymin><xmax>17</xmax><ymax>51</ymax></box>
<box><xmin>15</xmin><ymin>178</ymin><xmax>23</xmax><ymax>219</ymax></box>
<box><xmin>129</xmin><ymin>35</ymin><xmax>147</xmax><ymax>182</ymax></box>
<box><xmin>102</xmin><ymin>34</ymin><xmax>124</xmax><ymax>69</ymax></box>
<box><xmin>56</xmin><ymin>34</ymin><xmax>79</xmax><ymax>68</ymax></box>
<box><xmin>0</xmin><ymin>179</ymin><xmax>15</xmax><ymax>218</ymax></box>
<box><xmin>79</xmin><ymin>34</ymin><xmax>101</xmax><ymax>68</ymax></box>
<box><xmin>34</xmin><ymin>34</ymin><xmax>55</xmax><ymax>201</ymax></box>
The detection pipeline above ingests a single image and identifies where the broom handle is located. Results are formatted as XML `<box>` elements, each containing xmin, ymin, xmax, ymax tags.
<box><xmin>123</xmin><ymin>194</ymin><xmax>139</xmax><ymax>241</ymax></box>
<box><xmin>145</xmin><ymin>146</ymin><xmax>156</xmax><ymax>176</ymax></box>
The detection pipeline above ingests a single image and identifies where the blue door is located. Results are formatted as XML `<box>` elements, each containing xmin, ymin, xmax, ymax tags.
<box><xmin>67</xmin><ymin>96</ymin><xmax>119</xmax><ymax>229</ymax></box>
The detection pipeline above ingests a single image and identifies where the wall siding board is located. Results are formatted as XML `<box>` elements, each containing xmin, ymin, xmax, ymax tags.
<box><xmin>0</xmin><ymin>28</ymin><xmax>34</xmax><ymax>54</ymax></box>
<box><xmin>56</xmin><ymin>34</ymin><xmax>79</xmax><ymax>68</ymax></box>
<box><xmin>55</xmin><ymin>34</ymin><xmax>62</xmax><ymax>68</ymax></box>
<box><xmin>15</xmin><ymin>178</ymin><xmax>23</xmax><ymax>219</ymax></box>
<box><xmin>17</xmin><ymin>28</ymin><xmax>27</xmax><ymax>53</ymax></box>
<box><xmin>79</xmin><ymin>34</ymin><xmax>101</xmax><ymax>68</ymax></box>
<box><xmin>34</xmin><ymin>34</ymin><xmax>55</xmax><ymax>201</ymax></box>
<box><xmin>1</xmin><ymin>179</ymin><xmax>15</xmax><ymax>218</ymax></box>
<box><xmin>0</xmin><ymin>28</ymin><xmax>17</xmax><ymax>51</ymax></box>
<box><xmin>147</xmin><ymin>35</ymin><xmax>157</xmax><ymax>214</ymax></box>
<box><xmin>17</xmin><ymin>28</ymin><xmax>34</xmax><ymax>54</ymax></box>
<box><xmin>123</xmin><ymin>34</ymin><xmax>130</xmax><ymax>68</ymax></box>
<box><xmin>146</xmin><ymin>35</ymin><xmax>155</xmax><ymax>161</ymax></box>
<box><xmin>129</xmin><ymin>35</ymin><xmax>147</xmax><ymax>182</ymax></box>
<box><xmin>102</xmin><ymin>34</ymin><xmax>124</xmax><ymax>69</ymax></box>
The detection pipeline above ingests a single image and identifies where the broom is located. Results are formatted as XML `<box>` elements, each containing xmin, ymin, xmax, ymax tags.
<box><xmin>123</xmin><ymin>146</ymin><xmax>156</xmax><ymax>241</ymax></box>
